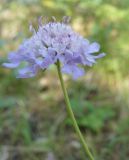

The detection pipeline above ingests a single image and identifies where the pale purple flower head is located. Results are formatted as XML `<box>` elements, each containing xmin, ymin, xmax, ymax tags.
<box><xmin>2</xmin><ymin>16</ymin><xmax>105</xmax><ymax>79</ymax></box>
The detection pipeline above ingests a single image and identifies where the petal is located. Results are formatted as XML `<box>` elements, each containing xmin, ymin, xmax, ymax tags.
<box><xmin>39</xmin><ymin>47</ymin><xmax>47</xmax><ymax>57</ymax></box>
<box><xmin>18</xmin><ymin>67</ymin><xmax>31</xmax><ymax>75</ymax></box>
<box><xmin>82</xmin><ymin>39</ymin><xmax>90</xmax><ymax>46</ymax></box>
<box><xmin>72</xmin><ymin>66</ymin><xmax>85</xmax><ymax>80</ymax></box>
<box><xmin>40</xmin><ymin>56</ymin><xmax>54</xmax><ymax>69</ymax></box>
<box><xmin>87</xmin><ymin>42</ymin><xmax>100</xmax><ymax>53</ymax></box>
<box><xmin>82</xmin><ymin>53</ymin><xmax>106</xmax><ymax>66</ymax></box>
<box><xmin>2</xmin><ymin>62</ymin><xmax>19</xmax><ymax>68</ymax></box>
<box><xmin>83</xmin><ymin>60</ymin><xmax>93</xmax><ymax>66</ymax></box>
<box><xmin>16</xmin><ymin>72</ymin><xmax>36</xmax><ymax>78</ymax></box>
<box><xmin>93</xmin><ymin>52</ymin><xmax>106</xmax><ymax>59</ymax></box>
<box><xmin>68</xmin><ymin>56</ymin><xmax>82</xmax><ymax>64</ymax></box>
<box><xmin>62</xmin><ymin>50</ymin><xmax>82</xmax><ymax>64</ymax></box>
<box><xmin>86</xmin><ymin>56</ymin><xmax>96</xmax><ymax>63</ymax></box>
<box><xmin>62</xmin><ymin>64</ymin><xmax>85</xmax><ymax>79</ymax></box>
<box><xmin>47</xmin><ymin>47</ymin><xmax>57</xmax><ymax>59</ymax></box>
<box><xmin>16</xmin><ymin>65</ymin><xmax>38</xmax><ymax>78</ymax></box>
<box><xmin>61</xmin><ymin>64</ymin><xmax>72</xmax><ymax>75</ymax></box>
<box><xmin>7</xmin><ymin>52</ymin><xmax>21</xmax><ymax>63</ymax></box>
<box><xmin>64</xmin><ymin>50</ymin><xmax>73</xmax><ymax>60</ymax></box>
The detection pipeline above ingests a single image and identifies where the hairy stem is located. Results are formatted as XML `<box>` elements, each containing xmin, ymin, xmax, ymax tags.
<box><xmin>56</xmin><ymin>60</ymin><xmax>94</xmax><ymax>160</ymax></box>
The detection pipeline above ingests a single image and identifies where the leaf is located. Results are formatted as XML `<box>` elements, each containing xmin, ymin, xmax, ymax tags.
<box><xmin>0</xmin><ymin>97</ymin><xmax>17</xmax><ymax>108</ymax></box>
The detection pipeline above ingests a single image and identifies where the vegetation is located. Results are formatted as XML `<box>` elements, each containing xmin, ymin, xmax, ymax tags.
<box><xmin>0</xmin><ymin>0</ymin><xmax>129</xmax><ymax>159</ymax></box>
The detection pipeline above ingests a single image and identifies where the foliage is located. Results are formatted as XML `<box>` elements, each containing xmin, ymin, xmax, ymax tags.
<box><xmin>66</xmin><ymin>99</ymin><xmax>115</xmax><ymax>133</ymax></box>
<box><xmin>0</xmin><ymin>0</ymin><xmax>129</xmax><ymax>159</ymax></box>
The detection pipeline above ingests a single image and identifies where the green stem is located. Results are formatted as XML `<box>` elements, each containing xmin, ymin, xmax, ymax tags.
<box><xmin>56</xmin><ymin>61</ymin><xmax>94</xmax><ymax>160</ymax></box>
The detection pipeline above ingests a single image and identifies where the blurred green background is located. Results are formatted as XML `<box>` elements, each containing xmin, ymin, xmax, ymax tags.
<box><xmin>0</xmin><ymin>0</ymin><xmax>129</xmax><ymax>159</ymax></box>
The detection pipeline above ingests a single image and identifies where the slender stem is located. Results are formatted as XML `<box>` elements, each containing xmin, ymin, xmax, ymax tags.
<box><xmin>56</xmin><ymin>60</ymin><xmax>94</xmax><ymax>160</ymax></box>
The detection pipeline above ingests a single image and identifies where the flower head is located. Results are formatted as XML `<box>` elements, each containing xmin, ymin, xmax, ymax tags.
<box><xmin>3</xmin><ymin>16</ymin><xmax>105</xmax><ymax>79</ymax></box>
